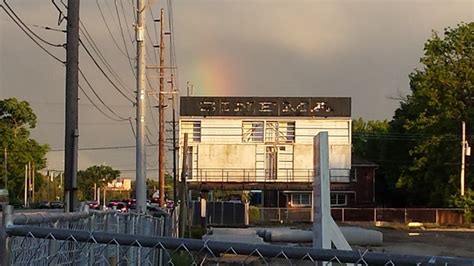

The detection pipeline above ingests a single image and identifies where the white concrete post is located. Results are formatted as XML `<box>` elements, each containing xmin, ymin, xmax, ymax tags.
<box><xmin>312</xmin><ymin>132</ymin><xmax>351</xmax><ymax>251</ymax></box>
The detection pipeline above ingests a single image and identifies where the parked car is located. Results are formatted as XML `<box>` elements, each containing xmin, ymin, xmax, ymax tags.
<box><xmin>147</xmin><ymin>205</ymin><xmax>168</xmax><ymax>217</ymax></box>
<box><xmin>38</xmin><ymin>201</ymin><xmax>50</xmax><ymax>209</ymax></box>
<box><xmin>50</xmin><ymin>201</ymin><xmax>64</xmax><ymax>209</ymax></box>
<box><xmin>85</xmin><ymin>201</ymin><xmax>100</xmax><ymax>210</ymax></box>
<box><xmin>165</xmin><ymin>200</ymin><xmax>174</xmax><ymax>208</ymax></box>
<box><xmin>106</xmin><ymin>201</ymin><xmax>128</xmax><ymax>213</ymax></box>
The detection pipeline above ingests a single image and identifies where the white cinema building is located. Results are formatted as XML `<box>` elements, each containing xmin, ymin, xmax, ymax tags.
<box><xmin>178</xmin><ymin>96</ymin><xmax>352</xmax><ymax>207</ymax></box>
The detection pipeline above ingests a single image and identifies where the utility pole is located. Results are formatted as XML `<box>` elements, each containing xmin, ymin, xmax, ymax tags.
<box><xmin>135</xmin><ymin>0</ymin><xmax>147</xmax><ymax>213</ymax></box>
<box><xmin>179</xmin><ymin>133</ymin><xmax>188</xmax><ymax>237</ymax></box>
<box><xmin>171</xmin><ymin>74</ymin><xmax>178</xmax><ymax>204</ymax></box>
<box><xmin>3</xmin><ymin>147</ymin><xmax>7</xmax><ymax>189</ymax></box>
<box><xmin>28</xmin><ymin>161</ymin><xmax>32</xmax><ymax>206</ymax></box>
<box><xmin>64</xmin><ymin>0</ymin><xmax>80</xmax><ymax>213</ymax></box>
<box><xmin>31</xmin><ymin>162</ymin><xmax>35</xmax><ymax>203</ymax></box>
<box><xmin>24</xmin><ymin>164</ymin><xmax>27</xmax><ymax>208</ymax></box>
<box><xmin>461</xmin><ymin>121</ymin><xmax>471</xmax><ymax>196</ymax></box>
<box><xmin>158</xmin><ymin>8</ymin><xmax>166</xmax><ymax>208</ymax></box>
<box><xmin>461</xmin><ymin>121</ymin><xmax>466</xmax><ymax>196</ymax></box>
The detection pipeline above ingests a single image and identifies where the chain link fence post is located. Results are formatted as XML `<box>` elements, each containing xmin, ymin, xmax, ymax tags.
<box><xmin>1</xmin><ymin>205</ymin><xmax>14</xmax><ymax>266</ymax></box>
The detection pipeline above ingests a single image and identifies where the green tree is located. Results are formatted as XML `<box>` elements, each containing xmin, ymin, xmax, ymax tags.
<box><xmin>388</xmin><ymin>22</ymin><xmax>474</xmax><ymax>206</ymax></box>
<box><xmin>77</xmin><ymin>165</ymin><xmax>120</xmax><ymax>201</ymax></box>
<box><xmin>352</xmin><ymin>118</ymin><xmax>398</xmax><ymax>205</ymax></box>
<box><xmin>130</xmin><ymin>173</ymin><xmax>174</xmax><ymax>200</ymax></box>
<box><xmin>0</xmin><ymin>98</ymin><xmax>49</xmax><ymax>205</ymax></box>
<box><xmin>352</xmin><ymin>118</ymin><xmax>389</xmax><ymax>159</ymax></box>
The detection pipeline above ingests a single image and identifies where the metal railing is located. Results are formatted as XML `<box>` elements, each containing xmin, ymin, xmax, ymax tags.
<box><xmin>2</xmin><ymin>205</ymin><xmax>473</xmax><ymax>265</ymax></box>
<box><xmin>249</xmin><ymin>207</ymin><xmax>467</xmax><ymax>225</ymax></box>
<box><xmin>185</xmin><ymin>168</ymin><xmax>316</xmax><ymax>183</ymax></box>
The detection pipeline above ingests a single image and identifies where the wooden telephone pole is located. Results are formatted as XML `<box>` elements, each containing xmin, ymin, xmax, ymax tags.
<box><xmin>64</xmin><ymin>0</ymin><xmax>80</xmax><ymax>212</ymax></box>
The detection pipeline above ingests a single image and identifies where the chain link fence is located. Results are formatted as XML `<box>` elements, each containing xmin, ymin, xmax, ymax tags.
<box><xmin>1</xmin><ymin>206</ymin><xmax>168</xmax><ymax>265</ymax></box>
<box><xmin>2</xmin><ymin>205</ymin><xmax>473</xmax><ymax>265</ymax></box>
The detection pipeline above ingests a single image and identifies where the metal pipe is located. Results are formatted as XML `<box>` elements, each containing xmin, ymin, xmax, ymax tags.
<box><xmin>5</xmin><ymin>225</ymin><xmax>473</xmax><ymax>265</ymax></box>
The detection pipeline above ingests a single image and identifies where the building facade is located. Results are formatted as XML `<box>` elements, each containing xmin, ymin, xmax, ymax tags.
<box><xmin>178</xmin><ymin>96</ymin><xmax>374</xmax><ymax>207</ymax></box>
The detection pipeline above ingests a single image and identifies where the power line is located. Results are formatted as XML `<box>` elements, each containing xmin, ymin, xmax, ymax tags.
<box><xmin>352</xmin><ymin>133</ymin><xmax>460</xmax><ymax>141</ymax></box>
<box><xmin>37</xmin><ymin>120</ymin><xmax>136</xmax><ymax>125</ymax></box>
<box><xmin>50</xmin><ymin>144</ymin><xmax>136</xmax><ymax>152</ymax></box>
<box><xmin>0</xmin><ymin>4</ymin><xmax>64</xmax><ymax>64</ymax></box>
<box><xmin>78</xmin><ymin>68</ymin><xmax>130</xmax><ymax>121</ymax></box>
<box><xmin>48</xmin><ymin>142</ymin><xmax>176</xmax><ymax>152</ymax></box>
<box><xmin>79</xmin><ymin>20</ymin><xmax>132</xmax><ymax>93</ymax></box>
<box><xmin>96</xmin><ymin>0</ymin><xmax>133</xmax><ymax>59</ymax></box>
<box><xmin>1</xmin><ymin>16</ymin><xmax>65</xmax><ymax>32</ymax></box>
<box><xmin>79</xmin><ymin>38</ymin><xmax>135</xmax><ymax>103</ymax></box>
<box><xmin>166</xmin><ymin>0</ymin><xmax>179</xmax><ymax>92</ymax></box>
<box><xmin>146</xmin><ymin>94</ymin><xmax>160</xmax><ymax>137</ymax></box>
<box><xmin>129</xmin><ymin>118</ymin><xmax>136</xmax><ymax>138</ymax></box>
<box><xmin>78</xmin><ymin>84</ymin><xmax>128</xmax><ymax>122</ymax></box>
<box><xmin>114</xmin><ymin>0</ymin><xmax>136</xmax><ymax>77</ymax></box>
<box><xmin>2</xmin><ymin>0</ymin><xmax>64</xmax><ymax>47</ymax></box>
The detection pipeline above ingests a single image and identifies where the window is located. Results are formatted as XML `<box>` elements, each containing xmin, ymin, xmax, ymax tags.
<box><xmin>330</xmin><ymin>169</ymin><xmax>350</xmax><ymax>183</ymax></box>
<box><xmin>242</xmin><ymin>121</ymin><xmax>264</xmax><ymax>142</ymax></box>
<box><xmin>182</xmin><ymin>121</ymin><xmax>201</xmax><ymax>142</ymax></box>
<box><xmin>265</xmin><ymin>121</ymin><xmax>295</xmax><ymax>143</ymax></box>
<box><xmin>285</xmin><ymin>122</ymin><xmax>295</xmax><ymax>142</ymax></box>
<box><xmin>291</xmin><ymin>193</ymin><xmax>311</xmax><ymax>206</ymax></box>
<box><xmin>330</xmin><ymin>193</ymin><xmax>347</xmax><ymax>206</ymax></box>
<box><xmin>350</xmin><ymin>168</ymin><xmax>357</xmax><ymax>182</ymax></box>
<box><xmin>265</xmin><ymin>121</ymin><xmax>279</xmax><ymax>142</ymax></box>
<box><xmin>185</xmin><ymin>147</ymin><xmax>193</xmax><ymax>179</ymax></box>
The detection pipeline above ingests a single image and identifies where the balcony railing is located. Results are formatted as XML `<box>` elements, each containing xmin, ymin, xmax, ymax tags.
<box><xmin>182</xmin><ymin>168</ymin><xmax>351</xmax><ymax>183</ymax></box>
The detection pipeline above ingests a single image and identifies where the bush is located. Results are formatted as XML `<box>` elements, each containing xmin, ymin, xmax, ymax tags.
<box><xmin>184</xmin><ymin>226</ymin><xmax>207</xmax><ymax>239</ymax></box>
<box><xmin>249</xmin><ymin>206</ymin><xmax>261</xmax><ymax>223</ymax></box>
<box><xmin>451</xmin><ymin>189</ymin><xmax>474</xmax><ymax>224</ymax></box>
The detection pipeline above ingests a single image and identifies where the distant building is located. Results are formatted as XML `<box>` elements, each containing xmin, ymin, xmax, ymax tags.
<box><xmin>107</xmin><ymin>178</ymin><xmax>132</xmax><ymax>191</ymax></box>
<box><xmin>178</xmin><ymin>96</ymin><xmax>375</xmax><ymax>207</ymax></box>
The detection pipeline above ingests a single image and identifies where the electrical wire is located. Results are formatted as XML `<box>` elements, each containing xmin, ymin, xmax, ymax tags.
<box><xmin>79</xmin><ymin>38</ymin><xmax>135</xmax><ymax>103</ymax></box>
<box><xmin>166</xmin><ymin>0</ymin><xmax>179</xmax><ymax>91</ymax></box>
<box><xmin>1</xmin><ymin>17</ymin><xmax>65</xmax><ymax>32</ymax></box>
<box><xmin>79</xmin><ymin>20</ymin><xmax>132</xmax><ymax>93</ymax></box>
<box><xmin>114</xmin><ymin>0</ymin><xmax>136</xmax><ymax>77</ymax></box>
<box><xmin>96</xmin><ymin>0</ymin><xmax>133</xmax><ymax>59</ymax></box>
<box><xmin>144</xmin><ymin>3</ymin><xmax>158</xmax><ymax>66</ymax></box>
<box><xmin>119</xmin><ymin>0</ymin><xmax>135</xmax><ymax>46</ymax></box>
<box><xmin>2</xmin><ymin>0</ymin><xmax>64</xmax><ymax>47</ymax></box>
<box><xmin>79</xmin><ymin>84</ymin><xmax>128</xmax><ymax>122</ymax></box>
<box><xmin>48</xmin><ymin>143</ymin><xmax>174</xmax><ymax>152</ymax></box>
<box><xmin>78</xmin><ymin>68</ymin><xmax>130</xmax><ymax>121</ymax></box>
<box><xmin>50</xmin><ymin>0</ymin><xmax>66</xmax><ymax>26</ymax></box>
<box><xmin>0</xmin><ymin>4</ymin><xmax>64</xmax><ymax>64</ymax></box>
<box><xmin>129</xmin><ymin>117</ymin><xmax>137</xmax><ymax>138</ymax></box>
<box><xmin>146</xmin><ymin>93</ymin><xmax>160</xmax><ymax>135</ymax></box>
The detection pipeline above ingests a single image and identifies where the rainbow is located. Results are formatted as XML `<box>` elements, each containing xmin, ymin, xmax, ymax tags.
<box><xmin>190</xmin><ymin>56</ymin><xmax>235</xmax><ymax>96</ymax></box>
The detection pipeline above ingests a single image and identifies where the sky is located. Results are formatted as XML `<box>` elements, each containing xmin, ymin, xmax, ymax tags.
<box><xmin>0</xmin><ymin>0</ymin><xmax>473</xmax><ymax>179</ymax></box>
